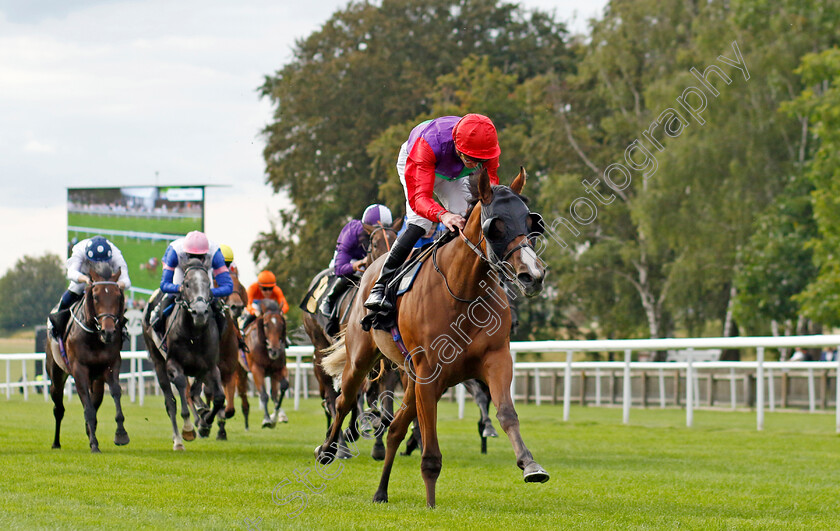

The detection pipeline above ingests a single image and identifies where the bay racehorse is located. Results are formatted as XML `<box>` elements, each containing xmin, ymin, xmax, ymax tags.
<box><xmin>142</xmin><ymin>258</ymin><xmax>226</xmax><ymax>449</ymax></box>
<box><xmin>303</xmin><ymin>219</ymin><xmax>400</xmax><ymax>457</ymax></box>
<box><xmin>320</xmin><ymin>167</ymin><xmax>549</xmax><ymax>507</ymax></box>
<box><xmin>46</xmin><ymin>264</ymin><xmax>128</xmax><ymax>452</ymax></box>
<box><xmin>243</xmin><ymin>300</ymin><xmax>289</xmax><ymax>428</ymax></box>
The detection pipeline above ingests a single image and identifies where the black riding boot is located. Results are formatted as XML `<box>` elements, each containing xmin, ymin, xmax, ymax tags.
<box><xmin>49</xmin><ymin>290</ymin><xmax>82</xmax><ymax>340</ymax></box>
<box><xmin>364</xmin><ymin>224</ymin><xmax>426</xmax><ymax>312</ymax></box>
<box><xmin>150</xmin><ymin>294</ymin><xmax>175</xmax><ymax>334</ymax></box>
<box><xmin>319</xmin><ymin>275</ymin><xmax>352</xmax><ymax>317</ymax></box>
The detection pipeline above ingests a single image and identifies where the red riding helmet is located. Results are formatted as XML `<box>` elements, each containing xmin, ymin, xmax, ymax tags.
<box><xmin>453</xmin><ymin>114</ymin><xmax>501</xmax><ymax>160</ymax></box>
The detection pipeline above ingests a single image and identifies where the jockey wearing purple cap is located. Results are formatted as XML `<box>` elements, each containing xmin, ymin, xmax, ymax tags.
<box><xmin>319</xmin><ymin>204</ymin><xmax>393</xmax><ymax>317</ymax></box>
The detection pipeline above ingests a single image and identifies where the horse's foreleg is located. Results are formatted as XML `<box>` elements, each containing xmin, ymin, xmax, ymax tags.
<box><xmin>252</xmin><ymin>365</ymin><xmax>273</xmax><ymax>429</ymax></box>
<box><xmin>236</xmin><ymin>367</ymin><xmax>250</xmax><ymax>431</ymax></box>
<box><xmin>107</xmin><ymin>362</ymin><xmax>130</xmax><ymax>446</ymax></box>
<box><xmin>482</xmin><ymin>355</ymin><xmax>549</xmax><ymax>484</ymax></box>
<box><xmin>187</xmin><ymin>378</ymin><xmax>207</xmax><ymax>424</ymax></box>
<box><xmin>150</xmin><ymin>351</ymin><xmax>183</xmax><ymax>450</ymax></box>
<box><xmin>371</xmin><ymin>372</ymin><xmax>396</xmax><ymax>461</ymax></box>
<box><xmin>373</xmin><ymin>380</ymin><xmax>417</xmax><ymax>503</ymax></box>
<box><xmin>218</xmin><ymin>373</ymin><xmax>236</xmax><ymax>441</ymax></box>
<box><xmin>199</xmin><ymin>366</ymin><xmax>225</xmax><ymax>438</ymax></box>
<box><xmin>414</xmin><ymin>367</ymin><xmax>446</xmax><ymax>508</ymax></box>
<box><xmin>47</xmin><ymin>355</ymin><xmax>68</xmax><ymax>449</ymax></box>
<box><xmin>271</xmin><ymin>368</ymin><xmax>289</xmax><ymax>424</ymax></box>
<box><xmin>465</xmin><ymin>379</ymin><xmax>497</xmax><ymax>454</ymax></box>
<box><xmin>167</xmin><ymin>359</ymin><xmax>195</xmax><ymax>442</ymax></box>
<box><xmin>72</xmin><ymin>366</ymin><xmax>101</xmax><ymax>453</ymax></box>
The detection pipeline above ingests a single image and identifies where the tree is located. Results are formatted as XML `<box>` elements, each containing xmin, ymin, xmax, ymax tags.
<box><xmin>733</xmin><ymin>175</ymin><xmax>818</xmax><ymax>334</ymax></box>
<box><xmin>0</xmin><ymin>254</ymin><xmax>65</xmax><ymax>331</ymax></box>
<box><xmin>788</xmin><ymin>48</ymin><xmax>840</xmax><ymax>326</ymax></box>
<box><xmin>255</xmin><ymin>0</ymin><xmax>571</xmax><ymax>305</ymax></box>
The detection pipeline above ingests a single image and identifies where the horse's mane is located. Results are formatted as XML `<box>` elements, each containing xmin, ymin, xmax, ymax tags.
<box><xmin>185</xmin><ymin>257</ymin><xmax>205</xmax><ymax>269</ymax></box>
<box><xmin>262</xmin><ymin>300</ymin><xmax>281</xmax><ymax>313</ymax></box>
<box><xmin>90</xmin><ymin>261</ymin><xmax>113</xmax><ymax>280</ymax></box>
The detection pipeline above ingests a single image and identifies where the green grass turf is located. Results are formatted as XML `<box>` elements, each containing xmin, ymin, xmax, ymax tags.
<box><xmin>68</xmin><ymin>213</ymin><xmax>201</xmax><ymax>235</ymax></box>
<box><xmin>1</xmin><ymin>396</ymin><xmax>839</xmax><ymax>530</ymax></box>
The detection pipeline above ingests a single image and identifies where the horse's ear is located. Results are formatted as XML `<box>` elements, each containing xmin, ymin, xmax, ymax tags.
<box><xmin>510</xmin><ymin>166</ymin><xmax>526</xmax><ymax>195</ymax></box>
<box><xmin>362</xmin><ymin>222</ymin><xmax>376</xmax><ymax>234</ymax></box>
<box><xmin>110</xmin><ymin>268</ymin><xmax>121</xmax><ymax>283</ymax></box>
<box><xmin>478</xmin><ymin>166</ymin><xmax>493</xmax><ymax>205</ymax></box>
<box><xmin>391</xmin><ymin>216</ymin><xmax>404</xmax><ymax>232</ymax></box>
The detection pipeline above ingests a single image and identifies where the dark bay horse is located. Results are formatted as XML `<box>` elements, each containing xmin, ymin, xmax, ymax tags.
<box><xmin>303</xmin><ymin>219</ymin><xmax>400</xmax><ymax>457</ymax></box>
<box><xmin>320</xmin><ymin>167</ymin><xmax>549</xmax><ymax>507</ymax></box>
<box><xmin>243</xmin><ymin>300</ymin><xmax>288</xmax><ymax>428</ymax></box>
<box><xmin>46</xmin><ymin>264</ymin><xmax>128</xmax><ymax>453</ymax></box>
<box><xmin>142</xmin><ymin>258</ymin><xmax>226</xmax><ymax>450</ymax></box>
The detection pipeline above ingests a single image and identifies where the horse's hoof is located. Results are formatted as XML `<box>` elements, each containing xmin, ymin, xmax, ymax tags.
<box><xmin>114</xmin><ymin>431</ymin><xmax>130</xmax><ymax>446</ymax></box>
<box><xmin>483</xmin><ymin>425</ymin><xmax>498</xmax><ymax>438</ymax></box>
<box><xmin>197</xmin><ymin>425</ymin><xmax>211</xmax><ymax>438</ymax></box>
<box><xmin>523</xmin><ymin>463</ymin><xmax>550</xmax><ymax>483</ymax></box>
<box><xmin>277</xmin><ymin>410</ymin><xmax>289</xmax><ymax>423</ymax></box>
<box><xmin>174</xmin><ymin>442</ymin><xmax>185</xmax><ymax>451</ymax></box>
<box><xmin>371</xmin><ymin>443</ymin><xmax>386</xmax><ymax>461</ymax></box>
<box><xmin>216</xmin><ymin>431</ymin><xmax>227</xmax><ymax>441</ymax></box>
<box><xmin>262</xmin><ymin>420</ymin><xmax>275</xmax><ymax>429</ymax></box>
<box><xmin>182</xmin><ymin>429</ymin><xmax>196</xmax><ymax>442</ymax></box>
<box><xmin>52</xmin><ymin>443</ymin><xmax>61</xmax><ymax>450</ymax></box>
<box><xmin>315</xmin><ymin>445</ymin><xmax>336</xmax><ymax>464</ymax></box>
<box><xmin>90</xmin><ymin>446</ymin><xmax>101</xmax><ymax>454</ymax></box>
<box><xmin>372</xmin><ymin>490</ymin><xmax>388</xmax><ymax>503</ymax></box>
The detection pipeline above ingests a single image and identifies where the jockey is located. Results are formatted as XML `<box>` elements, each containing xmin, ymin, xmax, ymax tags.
<box><xmin>242</xmin><ymin>270</ymin><xmax>289</xmax><ymax>330</ymax></box>
<box><xmin>219</xmin><ymin>244</ymin><xmax>237</xmax><ymax>275</ymax></box>
<box><xmin>49</xmin><ymin>236</ymin><xmax>131</xmax><ymax>340</ymax></box>
<box><xmin>318</xmin><ymin>203</ymin><xmax>393</xmax><ymax>317</ymax></box>
<box><xmin>148</xmin><ymin>231</ymin><xmax>233</xmax><ymax>342</ymax></box>
<box><xmin>364</xmin><ymin>114</ymin><xmax>500</xmax><ymax>311</ymax></box>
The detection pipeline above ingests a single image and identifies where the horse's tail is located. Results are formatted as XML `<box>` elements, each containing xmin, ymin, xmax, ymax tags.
<box><xmin>321</xmin><ymin>329</ymin><xmax>347</xmax><ymax>379</ymax></box>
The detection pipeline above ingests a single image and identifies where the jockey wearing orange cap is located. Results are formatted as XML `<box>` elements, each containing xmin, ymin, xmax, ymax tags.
<box><xmin>364</xmin><ymin>114</ymin><xmax>501</xmax><ymax>312</ymax></box>
<box><xmin>241</xmin><ymin>270</ymin><xmax>289</xmax><ymax>330</ymax></box>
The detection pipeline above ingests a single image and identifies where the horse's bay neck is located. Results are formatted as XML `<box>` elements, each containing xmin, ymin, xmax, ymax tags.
<box><xmin>437</xmin><ymin>225</ymin><xmax>494</xmax><ymax>303</ymax></box>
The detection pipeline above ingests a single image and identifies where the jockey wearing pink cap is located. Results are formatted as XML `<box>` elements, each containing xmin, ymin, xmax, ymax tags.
<box><xmin>149</xmin><ymin>231</ymin><xmax>233</xmax><ymax>347</ymax></box>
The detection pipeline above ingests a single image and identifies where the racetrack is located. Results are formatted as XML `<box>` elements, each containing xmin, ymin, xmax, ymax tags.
<box><xmin>2</xmin><ymin>396</ymin><xmax>839</xmax><ymax>529</ymax></box>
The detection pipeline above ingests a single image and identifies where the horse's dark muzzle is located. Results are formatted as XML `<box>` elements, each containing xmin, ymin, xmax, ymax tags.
<box><xmin>518</xmin><ymin>273</ymin><xmax>544</xmax><ymax>297</ymax></box>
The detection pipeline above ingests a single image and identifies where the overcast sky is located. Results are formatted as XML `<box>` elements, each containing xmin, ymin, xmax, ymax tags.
<box><xmin>0</xmin><ymin>0</ymin><xmax>607</xmax><ymax>284</ymax></box>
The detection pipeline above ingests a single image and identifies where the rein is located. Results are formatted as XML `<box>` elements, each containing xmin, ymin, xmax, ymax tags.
<box><xmin>368</xmin><ymin>224</ymin><xmax>398</xmax><ymax>253</ymax></box>
<box><xmin>431</xmin><ymin>228</ymin><xmax>510</xmax><ymax>304</ymax></box>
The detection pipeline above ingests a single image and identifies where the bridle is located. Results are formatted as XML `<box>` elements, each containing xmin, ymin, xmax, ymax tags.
<box><xmin>433</xmin><ymin>205</ymin><xmax>544</xmax><ymax>303</ymax></box>
<box><xmin>366</xmin><ymin>223</ymin><xmax>399</xmax><ymax>254</ymax></box>
<box><xmin>72</xmin><ymin>281</ymin><xmax>124</xmax><ymax>335</ymax></box>
<box><xmin>177</xmin><ymin>265</ymin><xmax>211</xmax><ymax>315</ymax></box>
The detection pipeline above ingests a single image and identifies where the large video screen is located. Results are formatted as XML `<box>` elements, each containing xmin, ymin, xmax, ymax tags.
<box><xmin>67</xmin><ymin>186</ymin><xmax>205</xmax><ymax>302</ymax></box>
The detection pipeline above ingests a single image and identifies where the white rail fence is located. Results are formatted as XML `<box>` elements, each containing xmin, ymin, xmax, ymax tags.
<box><xmin>4</xmin><ymin>336</ymin><xmax>840</xmax><ymax>433</ymax></box>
